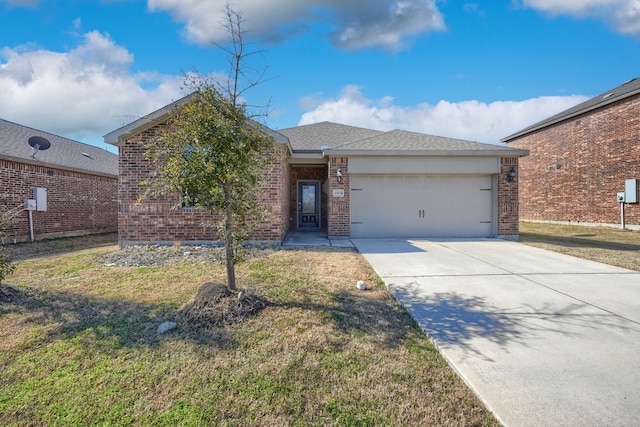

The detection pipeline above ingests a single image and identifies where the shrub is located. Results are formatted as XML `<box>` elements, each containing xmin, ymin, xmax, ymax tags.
<box><xmin>0</xmin><ymin>247</ymin><xmax>15</xmax><ymax>284</ymax></box>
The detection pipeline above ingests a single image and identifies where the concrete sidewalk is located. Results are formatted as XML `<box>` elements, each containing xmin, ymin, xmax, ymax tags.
<box><xmin>353</xmin><ymin>238</ymin><xmax>640</xmax><ymax>427</ymax></box>
<box><xmin>282</xmin><ymin>231</ymin><xmax>355</xmax><ymax>248</ymax></box>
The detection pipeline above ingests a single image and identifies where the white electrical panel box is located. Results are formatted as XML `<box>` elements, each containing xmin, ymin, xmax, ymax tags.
<box><xmin>34</xmin><ymin>187</ymin><xmax>47</xmax><ymax>211</ymax></box>
<box><xmin>617</xmin><ymin>192</ymin><xmax>626</xmax><ymax>202</ymax></box>
<box><xmin>625</xmin><ymin>179</ymin><xmax>638</xmax><ymax>204</ymax></box>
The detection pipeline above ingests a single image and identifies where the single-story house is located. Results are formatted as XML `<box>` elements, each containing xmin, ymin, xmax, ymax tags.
<box><xmin>0</xmin><ymin>118</ymin><xmax>118</xmax><ymax>242</ymax></box>
<box><xmin>502</xmin><ymin>78</ymin><xmax>640</xmax><ymax>229</ymax></box>
<box><xmin>105</xmin><ymin>98</ymin><xmax>528</xmax><ymax>247</ymax></box>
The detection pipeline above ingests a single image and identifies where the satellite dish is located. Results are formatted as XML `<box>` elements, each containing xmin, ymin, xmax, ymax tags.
<box><xmin>28</xmin><ymin>136</ymin><xmax>51</xmax><ymax>151</ymax></box>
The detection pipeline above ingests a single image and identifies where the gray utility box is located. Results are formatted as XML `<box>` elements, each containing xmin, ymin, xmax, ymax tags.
<box><xmin>34</xmin><ymin>187</ymin><xmax>47</xmax><ymax>211</ymax></box>
<box><xmin>625</xmin><ymin>179</ymin><xmax>638</xmax><ymax>204</ymax></box>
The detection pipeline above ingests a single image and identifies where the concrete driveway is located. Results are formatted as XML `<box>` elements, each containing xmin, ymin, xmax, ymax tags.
<box><xmin>352</xmin><ymin>238</ymin><xmax>640</xmax><ymax>427</ymax></box>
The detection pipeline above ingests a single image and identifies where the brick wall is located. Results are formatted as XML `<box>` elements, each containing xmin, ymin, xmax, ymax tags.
<box><xmin>327</xmin><ymin>156</ymin><xmax>350</xmax><ymax>237</ymax></box>
<box><xmin>289</xmin><ymin>165</ymin><xmax>328</xmax><ymax>230</ymax></box>
<box><xmin>251</xmin><ymin>144</ymin><xmax>290</xmax><ymax>241</ymax></box>
<box><xmin>498</xmin><ymin>157</ymin><xmax>520</xmax><ymax>237</ymax></box>
<box><xmin>508</xmin><ymin>94</ymin><xmax>640</xmax><ymax>227</ymax></box>
<box><xmin>118</xmin><ymin>124</ymin><xmax>289</xmax><ymax>246</ymax></box>
<box><xmin>0</xmin><ymin>159</ymin><xmax>117</xmax><ymax>242</ymax></box>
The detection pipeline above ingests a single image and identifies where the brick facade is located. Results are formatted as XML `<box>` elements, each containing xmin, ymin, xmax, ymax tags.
<box><xmin>327</xmin><ymin>156</ymin><xmax>350</xmax><ymax>237</ymax></box>
<box><xmin>0</xmin><ymin>159</ymin><xmax>118</xmax><ymax>242</ymax></box>
<box><xmin>507</xmin><ymin>93</ymin><xmax>640</xmax><ymax>227</ymax></box>
<box><xmin>117</xmin><ymin>124</ymin><xmax>290</xmax><ymax>247</ymax></box>
<box><xmin>114</xmin><ymin>116</ymin><xmax>522</xmax><ymax>243</ymax></box>
<box><xmin>497</xmin><ymin>157</ymin><xmax>520</xmax><ymax>237</ymax></box>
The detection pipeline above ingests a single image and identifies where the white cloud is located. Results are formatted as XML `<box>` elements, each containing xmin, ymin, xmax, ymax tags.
<box><xmin>298</xmin><ymin>85</ymin><xmax>589</xmax><ymax>144</ymax></box>
<box><xmin>0</xmin><ymin>31</ymin><xmax>184</xmax><ymax>147</ymax></box>
<box><xmin>517</xmin><ymin>0</ymin><xmax>640</xmax><ymax>37</ymax></box>
<box><xmin>148</xmin><ymin>0</ymin><xmax>445</xmax><ymax>51</ymax></box>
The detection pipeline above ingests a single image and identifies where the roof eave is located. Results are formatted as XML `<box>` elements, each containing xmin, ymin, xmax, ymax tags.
<box><xmin>105</xmin><ymin>95</ymin><xmax>293</xmax><ymax>154</ymax></box>
<box><xmin>0</xmin><ymin>154</ymin><xmax>117</xmax><ymax>179</ymax></box>
<box><xmin>291</xmin><ymin>150</ymin><xmax>324</xmax><ymax>159</ymax></box>
<box><xmin>324</xmin><ymin>149</ymin><xmax>529</xmax><ymax>157</ymax></box>
<box><xmin>104</xmin><ymin>95</ymin><xmax>194</xmax><ymax>146</ymax></box>
<box><xmin>502</xmin><ymin>87</ymin><xmax>640</xmax><ymax>142</ymax></box>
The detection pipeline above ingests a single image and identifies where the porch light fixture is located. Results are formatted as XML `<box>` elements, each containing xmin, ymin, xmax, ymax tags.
<box><xmin>336</xmin><ymin>168</ymin><xmax>343</xmax><ymax>183</ymax></box>
<box><xmin>507</xmin><ymin>167</ymin><xmax>517</xmax><ymax>182</ymax></box>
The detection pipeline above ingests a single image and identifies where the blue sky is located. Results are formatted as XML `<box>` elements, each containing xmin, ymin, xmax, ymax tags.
<box><xmin>1</xmin><ymin>0</ymin><xmax>639</xmax><ymax>154</ymax></box>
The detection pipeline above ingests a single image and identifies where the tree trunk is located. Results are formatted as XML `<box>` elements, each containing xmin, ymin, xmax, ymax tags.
<box><xmin>224</xmin><ymin>181</ymin><xmax>236</xmax><ymax>290</ymax></box>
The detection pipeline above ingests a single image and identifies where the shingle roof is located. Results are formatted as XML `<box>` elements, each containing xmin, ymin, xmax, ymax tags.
<box><xmin>334</xmin><ymin>129</ymin><xmax>517</xmax><ymax>153</ymax></box>
<box><xmin>502</xmin><ymin>77</ymin><xmax>640</xmax><ymax>142</ymax></box>
<box><xmin>278</xmin><ymin>122</ymin><xmax>384</xmax><ymax>151</ymax></box>
<box><xmin>279</xmin><ymin>122</ymin><xmax>527</xmax><ymax>157</ymax></box>
<box><xmin>0</xmin><ymin>118</ymin><xmax>117</xmax><ymax>177</ymax></box>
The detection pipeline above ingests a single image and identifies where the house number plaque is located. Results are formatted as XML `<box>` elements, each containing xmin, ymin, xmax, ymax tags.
<box><xmin>333</xmin><ymin>189</ymin><xmax>345</xmax><ymax>198</ymax></box>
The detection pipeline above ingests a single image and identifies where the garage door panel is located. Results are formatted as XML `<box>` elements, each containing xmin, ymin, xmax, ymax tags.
<box><xmin>350</xmin><ymin>175</ymin><xmax>494</xmax><ymax>238</ymax></box>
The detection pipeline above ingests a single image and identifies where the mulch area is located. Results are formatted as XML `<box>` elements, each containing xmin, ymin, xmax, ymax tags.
<box><xmin>175</xmin><ymin>282</ymin><xmax>270</xmax><ymax>329</ymax></box>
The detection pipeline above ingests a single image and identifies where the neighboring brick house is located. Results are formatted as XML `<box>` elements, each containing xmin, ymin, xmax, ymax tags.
<box><xmin>502</xmin><ymin>78</ymin><xmax>640</xmax><ymax>229</ymax></box>
<box><xmin>106</xmin><ymin>98</ymin><xmax>527</xmax><ymax>247</ymax></box>
<box><xmin>0</xmin><ymin>118</ymin><xmax>118</xmax><ymax>242</ymax></box>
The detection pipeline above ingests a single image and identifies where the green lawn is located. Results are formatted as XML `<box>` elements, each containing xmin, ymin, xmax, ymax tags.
<box><xmin>0</xmin><ymin>244</ymin><xmax>497</xmax><ymax>426</ymax></box>
<box><xmin>519</xmin><ymin>221</ymin><xmax>640</xmax><ymax>271</ymax></box>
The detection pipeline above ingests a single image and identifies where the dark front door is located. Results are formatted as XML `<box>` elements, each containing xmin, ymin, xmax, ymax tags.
<box><xmin>298</xmin><ymin>181</ymin><xmax>320</xmax><ymax>229</ymax></box>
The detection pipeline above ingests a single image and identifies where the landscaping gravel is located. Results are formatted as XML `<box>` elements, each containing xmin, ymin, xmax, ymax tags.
<box><xmin>97</xmin><ymin>243</ymin><xmax>279</xmax><ymax>267</ymax></box>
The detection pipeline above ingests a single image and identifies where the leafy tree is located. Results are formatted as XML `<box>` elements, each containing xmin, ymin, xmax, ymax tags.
<box><xmin>142</xmin><ymin>6</ymin><xmax>274</xmax><ymax>290</ymax></box>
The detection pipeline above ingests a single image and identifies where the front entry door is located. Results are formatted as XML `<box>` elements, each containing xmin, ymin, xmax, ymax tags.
<box><xmin>298</xmin><ymin>181</ymin><xmax>320</xmax><ymax>229</ymax></box>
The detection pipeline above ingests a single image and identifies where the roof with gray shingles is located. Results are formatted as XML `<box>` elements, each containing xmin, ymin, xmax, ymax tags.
<box><xmin>0</xmin><ymin>118</ymin><xmax>118</xmax><ymax>177</ymax></box>
<box><xmin>502</xmin><ymin>77</ymin><xmax>640</xmax><ymax>142</ymax></box>
<box><xmin>334</xmin><ymin>129</ymin><xmax>513</xmax><ymax>152</ymax></box>
<box><xmin>279</xmin><ymin>122</ymin><xmax>527</xmax><ymax>157</ymax></box>
<box><xmin>278</xmin><ymin>122</ymin><xmax>384</xmax><ymax>151</ymax></box>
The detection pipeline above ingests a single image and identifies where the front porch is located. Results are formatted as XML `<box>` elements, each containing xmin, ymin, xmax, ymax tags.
<box><xmin>282</xmin><ymin>230</ymin><xmax>354</xmax><ymax>248</ymax></box>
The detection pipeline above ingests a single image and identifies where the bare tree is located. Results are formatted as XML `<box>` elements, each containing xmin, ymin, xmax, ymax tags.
<box><xmin>142</xmin><ymin>5</ymin><xmax>273</xmax><ymax>290</ymax></box>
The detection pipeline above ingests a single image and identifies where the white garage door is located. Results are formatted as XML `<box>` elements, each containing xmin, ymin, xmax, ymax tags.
<box><xmin>350</xmin><ymin>175</ymin><xmax>494</xmax><ymax>238</ymax></box>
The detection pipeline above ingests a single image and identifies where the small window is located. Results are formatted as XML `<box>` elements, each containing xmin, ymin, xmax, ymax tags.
<box><xmin>179</xmin><ymin>189</ymin><xmax>216</xmax><ymax>210</ymax></box>
<box><xmin>180</xmin><ymin>191</ymin><xmax>197</xmax><ymax>209</ymax></box>
<box><xmin>181</xmin><ymin>199</ymin><xmax>197</xmax><ymax>209</ymax></box>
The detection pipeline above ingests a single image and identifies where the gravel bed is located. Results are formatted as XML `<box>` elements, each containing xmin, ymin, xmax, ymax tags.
<box><xmin>2</xmin><ymin>233</ymin><xmax>351</xmax><ymax>268</ymax></box>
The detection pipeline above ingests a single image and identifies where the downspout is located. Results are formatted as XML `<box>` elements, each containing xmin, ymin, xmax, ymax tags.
<box><xmin>28</xmin><ymin>209</ymin><xmax>34</xmax><ymax>241</ymax></box>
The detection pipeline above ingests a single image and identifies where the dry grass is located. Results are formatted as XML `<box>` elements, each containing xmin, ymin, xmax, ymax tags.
<box><xmin>519</xmin><ymin>221</ymin><xmax>640</xmax><ymax>271</ymax></box>
<box><xmin>0</xmin><ymin>241</ymin><xmax>497</xmax><ymax>426</ymax></box>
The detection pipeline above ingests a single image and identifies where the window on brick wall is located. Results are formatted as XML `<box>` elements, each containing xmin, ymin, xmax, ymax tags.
<box><xmin>178</xmin><ymin>145</ymin><xmax>205</xmax><ymax>209</ymax></box>
<box><xmin>180</xmin><ymin>191</ymin><xmax>197</xmax><ymax>209</ymax></box>
<box><xmin>178</xmin><ymin>185</ymin><xmax>220</xmax><ymax>210</ymax></box>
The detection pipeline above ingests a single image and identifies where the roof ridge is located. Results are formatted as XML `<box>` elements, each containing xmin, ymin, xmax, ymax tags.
<box><xmin>502</xmin><ymin>77</ymin><xmax>640</xmax><ymax>141</ymax></box>
<box><xmin>340</xmin><ymin>128</ymin><xmax>503</xmax><ymax>149</ymax></box>
<box><xmin>279</xmin><ymin>121</ymin><xmax>383</xmax><ymax>133</ymax></box>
